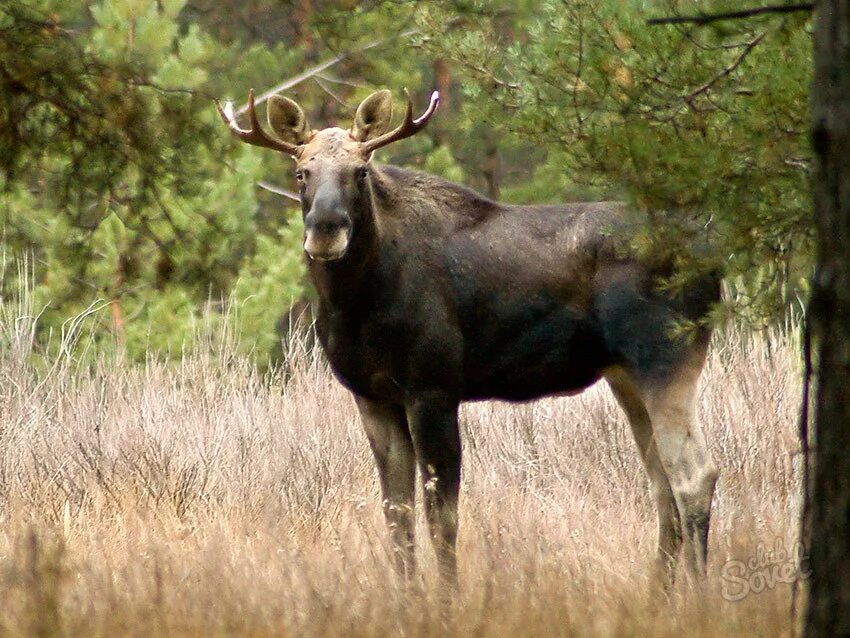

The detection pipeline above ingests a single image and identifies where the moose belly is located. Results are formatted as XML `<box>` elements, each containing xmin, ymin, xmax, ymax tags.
<box><xmin>459</xmin><ymin>296</ymin><xmax>612</xmax><ymax>402</ymax></box>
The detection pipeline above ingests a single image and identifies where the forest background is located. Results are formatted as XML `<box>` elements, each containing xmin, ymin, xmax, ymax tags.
<box><xmin>0</xmin><ymin>0</ymin><xmax>813</xmax><ymax>364</ymax></box>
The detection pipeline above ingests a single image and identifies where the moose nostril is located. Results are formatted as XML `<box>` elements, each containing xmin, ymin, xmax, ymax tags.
<box><xmin>317</xmin><ymin>221</ymin><xmax>337</xmax><ymax>235</ymax></box>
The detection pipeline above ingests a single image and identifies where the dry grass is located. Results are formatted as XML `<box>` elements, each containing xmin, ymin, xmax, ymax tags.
<box><xmin>0</xmin><ymin>300</ymin><xmax>804</xmax><ymax>636</ymax></box>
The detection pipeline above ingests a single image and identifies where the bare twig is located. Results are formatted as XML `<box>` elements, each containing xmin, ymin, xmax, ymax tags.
<box><xmin>233</xmin><ymin>28</ymin><xmax>418</xmax><ymax>116</ymax></box>
<box><xmin>315</xmin><ymin>73</ymin><xmax>368</xmax><ymax>89</ymax></box>
<box><xmin>258</xmin><ymin>181</ymin><xmax>300</xmax><ymax>202</ymax></box>
<box><xmin>647</xmin><ymin>3</ymin><xmax>813</xmax><ymax>26</ymax></box>
<box><xmin>313</xmin><ymin>76</ymin><xmax>348</xmax><ymax>108</ymax></box>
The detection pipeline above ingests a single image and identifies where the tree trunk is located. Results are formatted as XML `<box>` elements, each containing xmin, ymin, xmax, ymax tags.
<box><xmin>294</xmin><ymin>0</ymin><xmax>314</xmax><ymax>60</ymax></box>
<box><xmin>434</xmin><ymin>58</ymin><xmax>451</xmax><ymax>112</ymax></box>
<box><xmin>482</xmin><ymin>141</ymin><xmax>501</xmax><ymax>200</ymax></box>
<box><xmin>110</xmin><ymin>253</ymin><xmax>127</xmax><ymax>351</ymax></box>
<box><xmin>432</xmin><ymin>58</ymin><xmax>452</xmax><ymax>147</ymax></box>
<box><xmin>805</xmin><ymin>1</ymin><xmax>850</xmax><ymax>635</ymax></box>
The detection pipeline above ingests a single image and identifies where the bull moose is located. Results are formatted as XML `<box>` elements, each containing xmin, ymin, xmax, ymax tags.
<box><xmin>218</xmin><ymin>88</ymin><xmax>720</xmax><ymax>589</ymax></box>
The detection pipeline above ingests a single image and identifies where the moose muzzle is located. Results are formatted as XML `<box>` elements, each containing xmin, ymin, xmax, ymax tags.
<box><xmin>303</xmin><ymin>214</ymin><xmax>352</xmax><ymax>262</ymax></box>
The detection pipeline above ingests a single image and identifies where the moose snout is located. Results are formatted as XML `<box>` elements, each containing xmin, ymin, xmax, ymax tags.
<box><xmin>304</xmin><ymin>213</ymin><xmax>352</xmax><ymax>262</ymax></box>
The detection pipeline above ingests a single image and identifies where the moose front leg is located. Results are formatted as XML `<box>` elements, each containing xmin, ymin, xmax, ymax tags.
<box><xmin>405</xmin><ymin>391</ymin><xmax>462</xmax><ymax>590</ymax></box>
<box><xmin>355</xmin><ymin>396</ymin><xmax>417</xmax><ymax>581</ymax></box>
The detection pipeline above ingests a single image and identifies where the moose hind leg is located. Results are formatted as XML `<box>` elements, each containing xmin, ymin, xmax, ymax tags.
<box><xmin>606</xmin><ymin>368</ymin><xmax>682</xmax><ymax>587</ymax></box>
<box><xmin>643</xmin><ymin>355</ymin><xmax>718</xmax><ymax>578</ymax></box>
<box><xmin>405</xmin><ymin>392</ymin><xmax>462</xmax><ymax>590</ymax></box>
<box><xmin>356</xmin><ymin>396</ymin><xmax>417</xmax><ymax>580</ymax></box>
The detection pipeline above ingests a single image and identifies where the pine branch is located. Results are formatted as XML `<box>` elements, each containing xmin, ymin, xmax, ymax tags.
<box><xmin>647</xmin><ymin>3</ymin><xmax>813</xmax><ymax>26</ymax></box>
<box><xmin>682</xmin><ymin>32</ymin><xmax>766</xmax><ymax>101</ymax></box>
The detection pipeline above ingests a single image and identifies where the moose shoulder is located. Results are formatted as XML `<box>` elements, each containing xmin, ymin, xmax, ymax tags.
<box><xmin>219</xmin><ymin>89</ymin><xmax>720</xmax><ymax>591</ymax></box>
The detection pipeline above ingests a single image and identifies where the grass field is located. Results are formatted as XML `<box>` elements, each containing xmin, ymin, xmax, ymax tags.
<box><xmin>0</xmin><ymin>302</ymin><xmax>805</xmax><ymax>636</ymax></box>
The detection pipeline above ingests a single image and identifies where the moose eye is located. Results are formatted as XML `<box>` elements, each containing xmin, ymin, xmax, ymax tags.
<box><xmin>356</xmin><ymin>166</ymin><xmax>369</xmax><ymax>183</ymax></box>
<box><xmin>295</xmin><ymin>169</ymin><xmax>308</xmax><ymax>183</ymax></box>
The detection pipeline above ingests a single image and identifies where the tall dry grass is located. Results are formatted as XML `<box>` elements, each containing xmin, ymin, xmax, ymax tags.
<box><xmin>0</xmin><ymin>295</ymin><xmax>804</xmax><ymax>636</ymax></box>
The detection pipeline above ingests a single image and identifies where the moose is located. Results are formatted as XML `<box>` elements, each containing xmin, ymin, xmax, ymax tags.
<box><xmin>218</xmin><ymin>88</ymin><xmax>720</xmax><ymax>589</ymax></box>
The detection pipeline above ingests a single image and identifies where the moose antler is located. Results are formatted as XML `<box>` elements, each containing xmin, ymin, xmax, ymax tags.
<box><xmin>216</xmin><ymin>89</ymin><xmax>303</xmax><ymax>156</ymax></box>
<box><xmin>359</xmin><ymin>89</ymin><xmax>440</xmax><ymax>156</ymax></box>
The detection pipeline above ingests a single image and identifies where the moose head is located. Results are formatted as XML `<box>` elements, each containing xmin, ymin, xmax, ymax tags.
<box><xmin>218</xmin><ymin>89</ymin><xmax>439</xmax><ymax>262</ymax></box>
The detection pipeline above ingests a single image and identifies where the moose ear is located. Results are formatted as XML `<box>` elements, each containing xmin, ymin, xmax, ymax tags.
<box><xmin>267</xmin><ymin>95</ymin><xmax>312</xmax><ymax>145</ymax></box>
<box><xmin>351</xmin><ymin>90</ymin><xmax>394</xmax><ymax>142</ymax></box>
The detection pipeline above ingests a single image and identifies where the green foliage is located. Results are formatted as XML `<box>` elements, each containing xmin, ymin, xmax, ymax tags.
<box><xmin>232</xmin><ymin>211</ymin><xmax>305</xmax><ymax>363</ymax></box>
<box><xmin>1</xmin><ymin>0</ymin><xmax>815</xmax><ymax>365</ymax></box>
<box><xmin>0</xmin><ymin>0</ymin><xmax>311</xmax><ymax>362</ymax></box>
<box><xmin>423</xmin><ymin>145</ymin><xmax>465</xmax><ymax>183</ymax></box>
<box><xmin>412</xmin><ymin>0</ymin><xmax>813</xmax><ymax>320</ymax></box>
